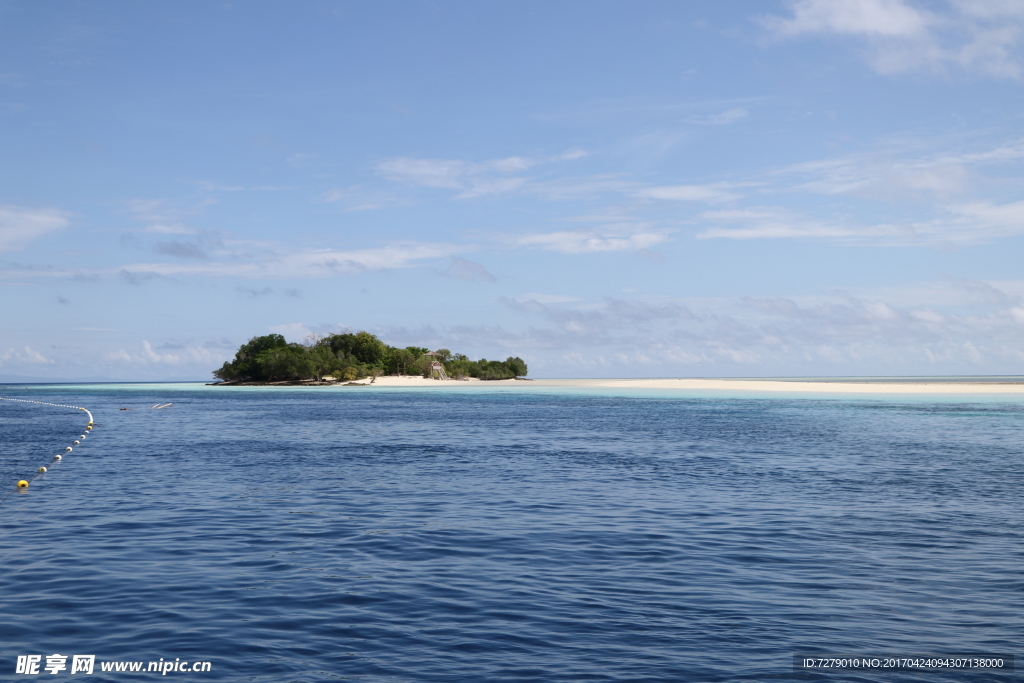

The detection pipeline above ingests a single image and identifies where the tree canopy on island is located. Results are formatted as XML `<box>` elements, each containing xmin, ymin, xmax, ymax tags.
<box><xmin>212</xmin><ymin>331</ymin><xmax>528</xmax><ymax>383</ymax></box>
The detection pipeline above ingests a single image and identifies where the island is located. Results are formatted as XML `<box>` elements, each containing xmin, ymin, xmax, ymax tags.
<box><xmin>210</xmin><ymin>332</ymin><xmax>528</xmax><ymax>385</ymax></box>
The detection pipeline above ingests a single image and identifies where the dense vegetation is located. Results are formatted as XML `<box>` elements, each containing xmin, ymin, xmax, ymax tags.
<box><xmin>212</xmin><ymin>331</ymin><xmax>528</xmax><ymax>383</ymax></box>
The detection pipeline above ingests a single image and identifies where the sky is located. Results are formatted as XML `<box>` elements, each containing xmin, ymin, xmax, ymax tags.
<box><xmin>2</xmin><ymin>0</ymin><xmax>1024</xmax><ymax>381</ymax></box>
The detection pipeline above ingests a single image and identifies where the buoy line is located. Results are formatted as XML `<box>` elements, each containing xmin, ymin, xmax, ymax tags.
<box><xmin>0</xmin><ymin>397</ymin><xmax>95</xmax><ymax>505</ymax></box>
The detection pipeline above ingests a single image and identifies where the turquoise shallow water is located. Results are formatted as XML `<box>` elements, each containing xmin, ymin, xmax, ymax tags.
<box><xmin>1</xmin><ymin>384</ymin><xmax>1021</xmax><ymax>681</ymax></box>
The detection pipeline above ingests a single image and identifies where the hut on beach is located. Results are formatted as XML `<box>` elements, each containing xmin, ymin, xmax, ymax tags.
<box><xmin>423</xmin><ymin>351</ymin><xmax>449</xmax><ymax>380</ymax></box>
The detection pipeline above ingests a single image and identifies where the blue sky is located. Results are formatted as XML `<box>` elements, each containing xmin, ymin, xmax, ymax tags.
<box><xmin>2</xmin><ymin>0</ymin><xmax>1024</xmax><ymax>380</ymax></box>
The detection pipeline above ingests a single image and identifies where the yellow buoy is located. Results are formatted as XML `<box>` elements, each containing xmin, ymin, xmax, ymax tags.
<box><xmin>38</xmin><ymin>467</ymin><xmax>47</xmax><ymax>473</ymax></box>
<box><xmin>17</xmin><ymin>480</ymin><xmax>28</xmax><ymax>488</ymax></box>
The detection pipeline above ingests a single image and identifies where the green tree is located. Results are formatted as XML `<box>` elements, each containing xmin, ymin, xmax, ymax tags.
<box><xmin>322</xmin><ymin>331</ymin><xmax>388</xmax><ymax>366</ymax></box>
<box><xmin>352</xmin><ymin>331</ymin><xmax>388</xmax><ymax>365</ymax></box>
<box><xmin>505</xmin><ymin>356</ymin><xmax>528</xmax><ymax>377</ymax></box>
<box><xmin>213</xmin><ymin>334</ymin><xmax>289</xmax><ymax>381</ymax></box>
<box><xmin>308</xmin><ymin>345</ymin><xmax>339</xmax><ymax>381</ymax></box>
<box><xmin>213</xmin><ymin>330</ymin><xmax>527</xmax><ymax>384</ymax></box>
<box><xmin>258</xmin><ymin>345</ymin><xmax>314</xmax><ymax>381</ymax></box>
<box><xmin>390</xmin><ymin>348</ymin><xmax>416</xmax><ymax>375</ymax></box>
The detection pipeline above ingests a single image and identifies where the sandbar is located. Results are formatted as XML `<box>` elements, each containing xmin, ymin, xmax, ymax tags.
<box><xmin>366</xmin><ymin>376</ymin><xmax>1024</xmax><ymax>394</ymax></box>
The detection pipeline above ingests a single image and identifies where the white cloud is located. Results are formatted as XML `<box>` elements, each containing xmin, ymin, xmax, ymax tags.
<box><xmin>507</xmin><ymin>293</ymin><xmax>580</xmax><ymax>304</ymax></box>
<box><xmin>103</xmin><ymin>340</ymin><xmax>222</xmax><ymax>366</ymax></box>
<box><xmin>684</xmin><ymin>107</ymin><xmax>749</xmax><ymax>125</ymax></box>
<box><xmin>192</xmin><ymin>181</ymin><xmax>299</xmax><ymax>193</ymax></box>
<box><xmin>0</xmin><ymin>205</ymin><xmax>69</xmax><ymax>253</ymax></box>
<box><xmin>553</xmin><ymin>148</ymin><xmax>589</xmax><ymax>161</ymax></box>
<box><xmin>696</xmin><ymin>207</ymin><xmax>881</xmax><ymax>240</ymax></box>
<box><xmin>635</xmin><ymin>182</ymin><xmax>746</xmax><ymax>203</ymax></box>
<box><xmin>762</xmin><ymin>0</ymin><xmax>1024</xmax><ymax>78</ymax></box>
<box><xmin>287</xmin><ymin>278</ymin><xmax>1024</xmax><ymax>376</ymax></box>
<box><xmin>376</xmin><ymin>149</ymin><xmax>589</xmax><ymax>198</ymax></box>
<box><xmin>321</xmin><ymin>184</ymin><xmax>403</xmax><ymax>211</ymax></box>
<box><xmin>377</xmin><ymin>157</ymin><xmax>473</xmax><ymax>189</ymax></box>
<box><xmin>776</xmin><ymin>139</ymin><xmax>1024</xmax><ymax>200</ymax></box>
<box><xmin>530</xmin><ymin>176</ymin><xmax>636</xmax><ymax>201</ymax></box>
<box><xmin>143</xmin><ymin>224</ymin><xmax>199</xmax><ymax>235</ymax></box>
<box><xmin>155</xmin><ymin>240</ymin><xmax>206</xmax><ymax>259</ymax></box>
<box><xmin>1</xmin><ymin>242</ymin><xmax>466</xmax><ymax>281</ymax></box>
<box><xmin>0</xmin><ymin>346</ymin><xmax>54</xmax><ymax>365</ymax></box>
<box><xmin>511</xmin><ymin>229</ymin><xmax>669</xmax><ymax>253</ymax></box>
<box><xmin>943</xmin><ymin>200</ymin><xmax>1024</xmax><ymax>239</ymax></box>
<box><xmin>692</xmin><ymin>135</ymin><xmax>1024</xmax><ymax>244</ymax></box>
<box><xmin>125</xmin><ymin>199</ymin><xmax>172</xmax><ymax>222</ymax></box>
<box><xmin>505</xmin><ymin>284</ymin><xmax>1024</xmax><ymax>374</ymax></box>
<box><xmin>457</xmin><ymin>177</ymin><xmax>528</xmax><ymax>199</ymax></box>
<box><xmin>196</xmin><ymin>181</ymin><xmax>245</xmax><ymax>192</ymax></box>
<box><xmin>443</xmin><ymin>257</ymin><xmax>497</xmax><ymax>282</ymax></box>
<box><xmin>764</xmin><ymin>0</ymin><xmax>931</xmax><ymax>38</ymax></box>
<box><xmin>124</xmin><ymin>197</ymin><xmax>214</xmax><ymax>235</ymax></box>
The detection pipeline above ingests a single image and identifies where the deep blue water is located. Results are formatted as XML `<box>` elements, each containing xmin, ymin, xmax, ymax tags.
<box><xmin>1</xmin><ymin>385</ymin><xmax>1021</xmax><ymax>682</ymax></box>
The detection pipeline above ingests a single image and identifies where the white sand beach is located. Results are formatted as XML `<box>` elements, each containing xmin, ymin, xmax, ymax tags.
<box><xmin>365</xmin><ymin>376</ymin><xmax>1024</xmax><ymax>394</ymax></box>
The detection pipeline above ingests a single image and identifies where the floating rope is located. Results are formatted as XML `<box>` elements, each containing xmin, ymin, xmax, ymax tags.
<box><xmin>0</xmin><ymin>397</ymin><xmax>95</xmax><ymax>505</ymax></box>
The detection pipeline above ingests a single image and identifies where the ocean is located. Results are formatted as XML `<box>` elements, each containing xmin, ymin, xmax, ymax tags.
<box><xmin>1</xmin><ymin>383</ymin><xmax>1021</xmax><ymax>682</ymax></box>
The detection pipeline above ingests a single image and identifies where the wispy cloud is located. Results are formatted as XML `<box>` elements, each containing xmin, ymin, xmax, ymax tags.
<box><xmin>506</xmin><ymin>293</ymin><xmax>580</xmax><ymax>304</ymax></box>
<box><xmin>193</xmin><ymin>180</ymin><xmax>298</xmax><ymax>192</ymax></box>
<box><xmin>696</xmin><ymin>207</ymin><xmax>890</xmax><ymax>241</ymax></box>
<box><xmin>0</xmin><ymin>205</ymin><xmax>69</xmax><ymax>253</ymax></box>
<box><xmin>635</xmin><ymin>182</ymin><xmax>748</xmax><ymax>203</ymax></box>
<box><xmin>124</xmin><ymin>197</ymin><xmax>214</xmax><ymax>235</ymax></box>
<box><xmin>143</xmin><ymin>224</ymin><xmax>199</xmax><ymax>235</ymax></box>
<box><xmin>443</xmin><ymin>257</ymin><xmax>497</xmax><ymax>282</ymax></box>
<box><xmin>760</xmin><ymin>0</ymin><xmax>1024</xmax><ymax>78</ymax></box>
<box><xmin>321</xmin><ymin>184</ymin><xmax>405</xmax><ymax>211</ymax></box>
<box><xmin>763</xmin><ymin>0</ymin><xmax>930</xmax><ymax>39</ymax></box>
<box><xmin>502</xmin><ymin>296</ymin><xmax>696</xmax><ymax>340</ymax></box>
<box><xmin>155</xmin><ymin>240</ymin><xmax>207</xmax><ymax>259</ymax></box>
<box><xmin>376</xmin><ymin>149</ymin><xmax>588</xmax><ymax>198</ymax></box>
<box><xmin>529</xmin><ymin>176</ymin><xmax>636</xmax><ymax>201</ymax></box>
<box><xmin>673</xmin><ymin>135</ymin><xmax>1024</xmax><ymax>245</ymax></box>
<box><xmin>695</xmin><ymin>198</ymin><xmax>1024</xmax><ymax>244</ymax></box>
<box><xmin>1</xmin><ymin>242</ymin><xmax>467</xmax><ymax>281</ymax></box>
<box><xmin>493</xmin><ymin>283</ymin><xmax>1024</xmax><ymax>374</ymax></box>
<box><xmin>510</xmin><ymin>229</ymin><xmax>669</xmax><ymax>253</ymax></box>
<box><xmin>237</xmin><ymin>286</ymin><xmax>275</xmax><ymax>298</ymax></box>
<box><xmin>775</xmin><ymin>139</ymin><xmax>1024</xmax><ymax>199</ymax></box>
<box><xmin>942</xmin><ymin>199</ymin><xmax>1024</xmax><ymax>240</ymax></box>
<box><xmin>0</xmin><ymin>346</ymin><xmax>54</xmax><ymax>365</ymax></box>
<box><xmin>104</xmin><ymin>340</ymin><xmax>223</xmax><ymax>366</ymax></box>
<box><xmin>684</xmin><ymin>107</ymin><xmax>749</xmax><ymax>125</ymax></box>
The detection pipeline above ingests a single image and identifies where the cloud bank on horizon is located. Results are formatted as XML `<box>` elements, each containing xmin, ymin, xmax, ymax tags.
<box><xmin>1</xmin><ymin>0</ymin><xmax>1023</xmax><ymax>380</ymax></box>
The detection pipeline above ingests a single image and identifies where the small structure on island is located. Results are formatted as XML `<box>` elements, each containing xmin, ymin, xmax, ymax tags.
<box><xmin>423</xmin><ymin>351</ymin><xmax>449</xmax><ymax>380</ymax></box>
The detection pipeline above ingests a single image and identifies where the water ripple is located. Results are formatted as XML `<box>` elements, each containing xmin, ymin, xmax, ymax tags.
<box><xmin>1</xmin><ymin>388</ymin><xmax>1021</xmax><ymax>681</ymax></box>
